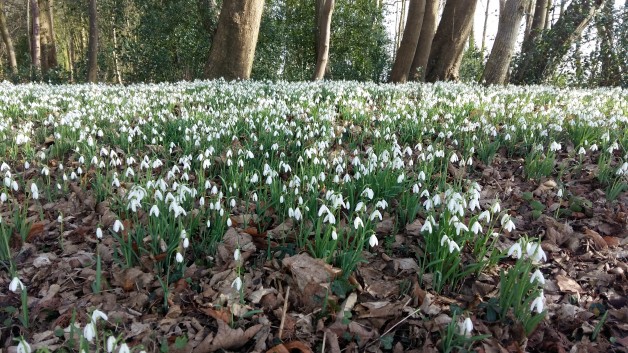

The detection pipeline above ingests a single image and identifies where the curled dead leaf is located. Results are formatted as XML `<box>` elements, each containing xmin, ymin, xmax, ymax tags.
<box><xmin>266</xmin><ymin>341</ymin><xmax>313</xmax><ymax>353</ymax></box>
<box><xmin>582</xmin><ymin>227</ymin><xmax>608</xmax><ymax>250</ymax></box>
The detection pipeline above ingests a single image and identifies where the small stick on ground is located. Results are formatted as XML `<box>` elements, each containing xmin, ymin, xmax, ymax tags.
<box><xmin>278</xmin><ymin>285</ymin><xmax>291</xmax><ymax>340</ymax></box>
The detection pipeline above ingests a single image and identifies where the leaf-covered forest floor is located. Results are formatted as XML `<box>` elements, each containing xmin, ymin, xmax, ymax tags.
<box><xmin>0</xmin><ymin>81</ymin><xmax>627</xmax><ymax>353</ymax></box>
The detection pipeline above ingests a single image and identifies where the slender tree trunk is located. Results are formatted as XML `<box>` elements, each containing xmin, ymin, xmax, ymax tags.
<box><xmin>523</xmin><ymin>0</ymin><xmax>535</xmax><ymax>42</ymax></box>
<box><xmin>44</xmin><ymin>0</ymin><xmax>57</xmax><ymax>68</ymax></box>
<box><xmin>68</xmin><ymin>35</ymin><xmax>74</xmax><ymax>82</ymax></box>
<box><xmin>31</xmin><ymin>0</ymin><xmax>41</xmax><ymax>73</ymax></box>
<box><xmin>390</xmin><ymin>0</ymin><xmax>426</xmax><ymax>83</ymax></box>
<box><xmin>312</xmin><ymin>0</ymin><xmax>334</xmax><ymax>80</ymax></box>
<box><xmin>545</xmin><ymin>0</ymin><xmax>552</xmax><ymax>28</ymax></box>
<box><xmin>426</xmin><ymin>0</ymin><xmax>478</xmax><ymax>82</ymax></box>
<box><xmin>511</xmin><ymin>0</ymin><xmax>606</xmax><ymax>85</ymax></box>
<box><xmin>0</xmin><ymin>0</ymin><xmax>17</xmax><ymax>73</ymax></box>
<box><xmin>112</xmin><ymin>24</ymin><xmax>122</xmax><ymax>84</ymax></box>
<box><xmin>409</xmin><ymin>0</ymin><xmax>439</xmax><ymax>81</ymax></box>
<box><xmin>481</xmin><ymin>0</ymin><xmax>491</xmax><ymax>52</ymax></box>
<box><xmin>205</xmin><ymin>0</ymin><xmax>265</xmax><ymax>80</ymax></box>
<box><xmin>87</xmin><ymin>0</ymin><xmax>98</xmax><ymax>82</ymax></box>
<box><xmin>482</xmin><ymin>0</ymin><xmax>531</xmax><ymax>84</ymax></box>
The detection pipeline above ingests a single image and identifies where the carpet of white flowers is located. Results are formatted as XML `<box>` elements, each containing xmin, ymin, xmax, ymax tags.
<box><xmin>0</xmin><ymin>81</ymin><xmax>627</xmax><ymax>353</ymax></box>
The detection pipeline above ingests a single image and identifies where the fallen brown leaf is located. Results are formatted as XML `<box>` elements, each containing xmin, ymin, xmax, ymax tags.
<box><xmin>555</xmin><ymin>274</ymin><xmax>583</xmax><ymax>293</ymax></box>
<box><xmin>582</xmin><ymin>227</ymin><xmax>608</xmax><ymax>250</ymax></box>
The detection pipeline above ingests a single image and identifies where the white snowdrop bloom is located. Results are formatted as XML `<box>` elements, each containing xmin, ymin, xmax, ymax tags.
<box><xmin>557</xmin><ymin>188</ymin><xmax>564</xmax><ymax>198</ymax></box>
<box><xmin>369</xmin><ymin>210</ymin><xmax>382</xmax><ymax>221</ymax></box>
<box><xmin>478</xmin><ymin>210</ymin><xmax>491</xmax><ymax>223</ymax></box>
<box><xmin>83</xmin><ymin>323</ymin><xmax>96</xmax><ymax>342</ymax></box>
<box><xmin>355</xmin><ymin>201</ymin><xmax>365</xmax><ymax>213</ymax></box>
<box><xmin>412</xmin><ymin>184</ymin><xmax>420</xmax><ymax>194</ymax></box>
<box><xmin>353</xmin><ymin>216</ymin><xmax>364</xmax><ymax>229</ymax></box>
<box><xmin>578</xmin><ymin>147</ymin><xmax>586</xmax><ymax>155</ymax></box>
<box><xmin>183</xmin><ymin>238</ymin><xmax>189</xmax><ymax>248</ymax></box>
<box><xmin>361</xmin><ymin>188</ymin><xmax>374</xmax><ymax>200</ymax></box>
<box><xmin>17</xmin><ymin>339</ymin><xmax>32</xmax><ymax>353</ymax></box>
<box><xmin>113</xmin><ymin>220</ymin><xmax>124</xmax><ymax>232</ymax></box>
<box><xmin>420</xmin><ymin>221</ymin><xmax>432</xmax><ymax>234</ymax></box>
<box><xmin>590</xmin><ymin>144</ymin><xmax>598</xmax><ymax>152</ymax></box>
<box><xmin>331</xmin><ymin>229</ymin><xmax>338</xmax><ymax>240</ymax></box>
<box><xmin>449</xmin><ymin>153</ymin><xmax>459</xmax><ymax>163</ymax></box>
<box><xmin>530</xmin><ymin>292</ymin><xmax>545</xmax><ymax>313</ymax></box>
<box><xmin>96</xmin><ymin>227</ymin><xmax>103</xmax><ymax>239</ymax></box>
<box><xmin>501</xmin><ymin>215</ymin><xmax>516</xmax><ymax>232</ymax></box>
<box><xmin>507</xmin><ymin>242</ymin><xmax>522</xmax><ymax>259</ymax></box>
<box><xmin>226</xmin><ymin>218</ymin><xmax>233</xmax><ymax>227</ymax></box>
<box><xmin>232</xmin><ymin>276</ymin><xmax>243</xmax><ymax>291</ymax></box>
<box><xmin>491</xmin><ymin>201</ymin><xmax>501</xmax><ymax>214</ymax></box>
<box><xmin>234</xmin><ymin>248</ymin><xmax>241</xmax><ymax>261</ymax></box>
<box><xmin>459</xmin><ymin>317</ymin><xmax>473</xmax><ymax>337</ymax></box>
<box><xmin>180</xmin><ymin>230</ymin><xmax>187</xmax><ymax>239</ymax></box>
<box><xmin>550</xmin><ymin>141</ymin><xmax>561</xmax><ymax>152</ymax></box>
<box><xmin>106</xmin><ymin>336</ymin><xmax>117</xmax><ymax>353</ymax></box>
<box><xmin>0</xmin><ymin>162</ymin><xmax>9</xmax><ymax>172</ymax></box>
<box><xmin>468</xmin><ymin>197</ymin><xmax>480</xmax><ymax>212</ymax></box>
<box><xmin>41</xmin><ymin>166</ymin><xmax>50</xmax><ymax>176</ymax></box>
<box><xmin>175</xmin><ymin>252</ymin><xmax>184</xmax><ymax>263</ymax></box>
<box><xmin>24</xmin><ymin>161</ymin><xmax>30</xmax><ymax>170</ymax></box>
<box><xmin>369</xmin><ymin>233</ymin><xmax>378</xmax><ymax>247</ymax></box>
<box><xmin>447</xmin><ymin>239</ymin><xmax>460</xmax><ymax>253</ymax></box>
<box><xmin>11</xmin><ymin>180</ymin><xmax>18</xmax><ymax>191</ymax></box>
<box><xmin>30</xmin><ymin>183</ymin><xmax>39</xmax><ymax>200</ymax></box>
<box><xmin>397</xmin><ymin>173</ymin><xmax>404</xmax><ymax>183</ymax></box>
<box><xmin>530</xmin><ymin>269</ymin><xmax>545</xmax><ymax>285</ymax></box>
<box><xmin>230</xmin><ymin>198</ymin><xmax>237</xmax><ymax>208</ymax></box>
<box><xmin>471</xmin><ymin>221</ymin><xmax>482</xmax><ymax>235</ymax></box>
<box><xmin>9</xmin><ymin>277</ymin><xmax>25</xmax><ymax>292</ymax></box>
<box><xmin>0</xmin><ymin>193</ymin><xmax>6</xmax><ymax>203</ymax></box>
<box><xmin>526</xmin><ymin>243</ymin><xmax>547</xmax><ymax>263</ymax></box>
<box><xmin>92</xmin><ymin>309</ymin><xmax>108</xmax><ymax>322</ymax></box>
<box><xmin>118</xmin><ymin>343</ymin><xmax>131</xmax><ymax>353</ymax></box>
<box><xmin>440</xmin><ymin>235</ymin><xmax>450</xmax><ymax>246</ymax></box>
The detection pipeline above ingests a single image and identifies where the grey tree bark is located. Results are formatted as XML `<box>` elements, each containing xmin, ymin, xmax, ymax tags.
<box><xmin>482</xmin><ymin>0</ymin><xmax>531</xmax><ymax>85</ymax></box>
<box><xmin>31</xmin><ymin>0</ymin><xmax>41</xmax><ymax>73</ymax></box>
<box><xmin>390</xmin><ymin>0</ymin><xmax>426</xmax><ymax>83</ymax></box>
<box><xmin>0</xmin><ymin>0</ymin><xmax>17</xmax><ymax>73</ymax></box>
<box><xmin>87</xmin><ymin>0</ymin><xmax>98</xmax><ymax>82</ymax></box>
<box><xmin>409</xmin><ymin>0</ymin><xmax>439</xmax><ymax>81</ymax></box>
<box><xmin>425</xmin><ymin>0</ymin><xmax>478</xmax><ymax>82</ymax></box>
<box><xmin>205</xmin><ymin>0</ymin><xmax>265</xmax><ymax>80</ymax></box>
<box><xmin>312</xmin><ymin>0</ymin><xmax>334</xmax><ymax>80</ymax></box>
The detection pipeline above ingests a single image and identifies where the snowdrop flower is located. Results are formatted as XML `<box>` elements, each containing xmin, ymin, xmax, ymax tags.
<box><xmin>113</xmin><ymin>220</ymin><xmax>124</xmax><ymax>233</ymax></box>
<box><xmin>530</xmin><ymin>292</ymin><xmax>545</xmax><ymax>313</ymax></box>
<box><xmin>227</xmin><ymin>218</ymin><xmax>233</xmax><ymax>227</ymax></box>
<box><xmin>118</xmin><ymin>343</ymin><xmax>131</xmax><ymax>353</ymax></box>
<box><xmin>0</xmin><ymin>192</ymin><xmax>6</xmax><ymax>203</ymax></box>
<box><xmin>331</xmin><ymin>229</ymin><xmax>338</xmax><ymax>240</ymax></box>
<box><xmin>478</xmin><ymin>210</ymin><xmax>491</xmax><ymax>223</ymax></box>
<box><xmin>9</xmin><ymin>277</ymin><xmax>25</xmax><ymax>292</ymax></box>
<box><xmin>106</xmin><ymin>336</ymin><xmax>117</xmax><ymax>353</ymax></box>
<box><xmin>92</xmin><ymin>309</ymin><xmax>108</xmax><ymax>322</ymax></box>
<box><xmin>491</xmin><ymin>201</ymin><xmax>501</xmax><ymax>214</ymax></box>
<box><xmin>530</xmin><ymin>269</ymin><xmax>545</xmax><ymax>285</ymax></box>
<box><xmin>397</xmin><ymin>173</ymin><xmax>404</xmax><ymax>183</ymax></box>
<box><xmin>459</xmin><ymin>317</ymin><xmax>473</xmax><ymax>337</ymax></box>
<box><xmin>353</xmin><ymin>216</ymin><xmax>364</xmax><ymax>229</ymax></box>
<box><xmin>30</xmin><ymin>183</ymin><xmax>39</xmax><ymax>200</ymax></box>
<box><xmin>361</xmin><ymin>188</ymin><xmax>374</xmax><ymax>200</ymax></box>
<box><xmin>83</xmin><ymin>323</ymin><xmax>96</xmax><ymax>342</ymax></box>
<box><xmin>369</xmin><ymin>233</ymin><xmax>378</xmax><ymax>247</ymax></box>
<box><xmin>96</xmin><ymin>227</ymin><xmax>103</xmax><ymax>239</ymax></box>
<box><xmin>507</xmin><ymin>242</ymin><xmax>522</xmax><ymax>259</ymax></box>
<box><xmin>549</xmin><ymin>141</ymin><xmax>561</xmax><ymax>152</ymax></box>
<box><xmin>526</xmin><ymin>242</ymin><xmax>547</xmax><ymax>263</ymax></box>
<box><xmin>501</xmin><ymin>215</ymin><xmax>516</xmax><ymax>232</ymax></box>
<box><xmin>468</xmin><ymin>197</ymin><xmax>480</xmax><ymax>212</ymax></box>
<box><xmin>175</xmin><ymin>252</ymin><xmax>184</xmax><ymax>263</ymax></box>
<box><xmin>24</xmin><ymin>161</ymin><xmax>30</xmax><ymax>170</ymax></box>
<box><xmin>578</xmin><ymin>147</ymin><xmax>586</xmax><ymax>155</ymax></box>
<box><xmin>183</xmin><ymin>238</ymin><xmax>189</xmax><ymax>248</ymax></box>
<box><xmin>234</xmin><ymin>248</ymin><xmax>241</xmax><ymax>261</ymax></box>
<box><xmin>471</xmin><ymin>221</ymin><xmax>482</xmax><ymax>235</ymax></box>
<box><xmin>149</xmin><ymin>205</ymin><xmax>160</xmax><ymax>217</ymax></box>
<box><xmin>369</xmin><ymin>209</ymin><xmax>382</xmax><ymax>221</ymax></box>
<box><xmin>17</xmin><ymin>339</ymin><xmax>31</xmax><ymax>353</ymax></box>
<box><xmin>557</xmin><ymin>188</ymin><xmax>563</xmax><ymax>198</ymax></box>
<box><xmin>232</xmin><ymin>276</ymin><xmax>243</xmax><ymax>291</ymax></box>
<box><xmin>420</xmin><ymin>221</ymin><xmax>433</xmax><ymax>234</ymax></box>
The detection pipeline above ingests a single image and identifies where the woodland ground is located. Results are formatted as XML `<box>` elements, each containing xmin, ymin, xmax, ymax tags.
<box><xmin>0</xmin><ymin>81</ymin><xmax>627</xmax><ymax>353</ymax></box>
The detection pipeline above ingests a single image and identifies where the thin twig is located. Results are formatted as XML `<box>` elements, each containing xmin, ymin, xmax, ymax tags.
<box><xmin>278</xmin><ymin>285</ymin><xmax>290</xmax><ymax>340</ymax></box>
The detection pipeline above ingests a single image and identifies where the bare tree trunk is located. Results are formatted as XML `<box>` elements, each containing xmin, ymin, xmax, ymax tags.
<box><xmin>545</xmin><ymin>0</ymin><xmax>552</xmax><ymax>28</ymax></box>
<box><xmin>31</xmin><ymin>0</ymin><xmax>41</xmax><ymax>73</ymax></box>
<box><xmin>482</xmin><ymin>0</ymin><xmax>531</xmax><ymax>84</ymax></box>
<box><xmin>87</xmin><ymin>0</ymin><xmax>98</xmax><ymax>82</ymax></box>
<box><xmin>481</xmin><ymin>0</ymin><xmax>491</xmax><ymax>52</ymax></box>
<box><xmin>523</xmin><ymin>0</ymin><xmax>535</xmax><ymax>42</ymax></box>
<box><xmin>43</xmin><ymin>0</ymin><xmax>57</xmax><ymax>69</ymax></box>
<box><xmin>511</xmin><ymin>0</ymin><xmax>606</xmax><ymax>85</ymax></box>
<box><xmin>112</xmin><ymin>24</ymin><xmax>122</xmax><ymax>84</ymax></box>
<box><xmin>0</xmin><ymin>0</ymin><xmax>17</xmax><ymax>73</ymax></box>
<box><xmin>205</xmin><ymin>0</ymin><xmax>265</xmax><ymax>80</ymax></box>
<box><xmin>68</xmin><ymin>35</ymin><xmax>74</xmax><ymax>82</ymax></box>
<box><xmin>390</xmin><ymin>0</ymin><xmax>426</xmax><ymax>83</ymax></box>
<box><xmin>312</xmin><ymin>0</ymin><xmax>334</xmax><ymax>80</ymax></box>
<box><xmin>409</xmin><ymin>0</ymin><xmax>439</xmax><ymax>81</ymax></box>
<box><xmin>425</xmin><ymin>0</ymin><xmax>478</xmax><ymax>82</ymax></box>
